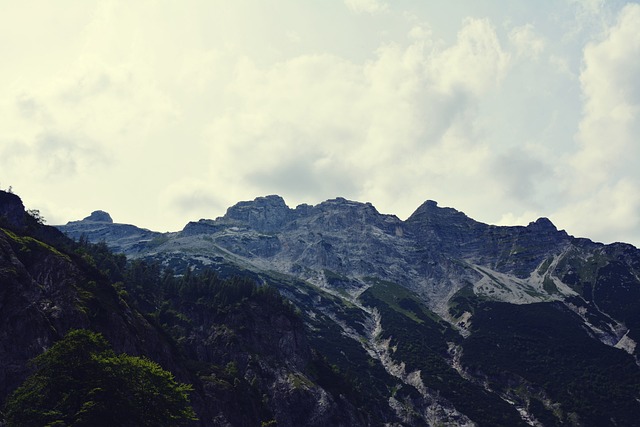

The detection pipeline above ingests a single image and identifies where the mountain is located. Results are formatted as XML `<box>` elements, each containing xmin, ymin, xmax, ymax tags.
<box><xmin>0</xmin><ymin>191</ymin><xmax>370</xmax><ymax>426</ymax></box>
<box><xmin>60</xmin><ymin>209</ymin><xmax>165</xmax><ymax>255</ymax></box>
<box><xmin>14</xmin><ymin>193</ymin><xmax>640</xmax><ymax>425</ymax></box>
<box><xmin>0</xmin><ymin>191</ymin><xmax>182</xmax><ymax>410</ymax></box>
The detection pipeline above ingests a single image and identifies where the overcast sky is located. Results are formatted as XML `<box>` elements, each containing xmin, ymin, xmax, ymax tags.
<box><xmin>2</xmin><ymin>0</ymin><xmax>640</xmax><ymax>246</ymax></box>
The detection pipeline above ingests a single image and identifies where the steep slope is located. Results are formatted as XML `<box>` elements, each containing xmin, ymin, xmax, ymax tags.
<box><xmin>1</xmin><ymin>191</ymin><xmax>371</xmax><ymax>426</ymax></box>
<box><xmin>0</xmin><ymin>192</ymin><xmax>180</xmax><ymax>409</ymax></box>
<box><xmin>57</xmin><ymin>195</ymin><xmax>640</xmax><ymax>426</ymax></box>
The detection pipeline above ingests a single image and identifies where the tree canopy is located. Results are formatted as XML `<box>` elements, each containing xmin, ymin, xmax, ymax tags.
<box><xmin>3</xmin><ymin>329</ymin><xmax>196</xmax><ymax>426</ymax></box>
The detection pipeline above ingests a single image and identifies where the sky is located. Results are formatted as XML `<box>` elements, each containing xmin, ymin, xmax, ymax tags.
<box><xmin>1</xmin><ymin>0</ymin><xmax>640</xmax><ymax>247</ymax></box>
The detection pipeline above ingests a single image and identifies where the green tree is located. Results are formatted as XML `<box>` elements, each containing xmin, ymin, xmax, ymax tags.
<box><xmin>3</xmin><ymin>329</ymin><xmax>196</xmax><ymax>426</ymax></box>
<box><xmin>26</xmin><ymin>208</ymin><xmax>46</xmax><ymax>224</ymax></box>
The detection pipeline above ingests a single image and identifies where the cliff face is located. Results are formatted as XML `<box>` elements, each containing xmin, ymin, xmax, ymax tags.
<box><xmin>0</xmin><ymin>227</ymin><xmax>85</xmax><ymax>401</ymax></box>
<box><xmin>168</xmin><ymin>287</ymin><xmax>366</xmax><ymax>427</ymax></box>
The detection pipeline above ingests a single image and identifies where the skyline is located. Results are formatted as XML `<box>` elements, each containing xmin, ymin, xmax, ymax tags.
<box><xmin>2</xmin><ymin>0</ymin><xmax>640</xmax><ymax>246</ymax></box>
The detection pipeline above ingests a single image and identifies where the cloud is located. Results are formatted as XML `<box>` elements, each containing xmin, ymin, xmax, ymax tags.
<box><xmin>1</xmin><ymin>131</ymin><xmax>108</xmax><ymax>179</ymax></box>
<box><xmin>491</xmin><ymin>146</ymin><xmax>549</xmax><ymax>205</ymax></box>
<box><xmin>549</xmin><ymin>3</ymin><xmax>640</xmax><ymax>244</ymax></box>
<box><xmin>344</xmin><ymin>0</ymin><xmax>388</xmax><ymax>14</ymax></box>
<box><xmin>554</xmin><ymin>179</ymin><xmax>640</xmax><ymax>243</ymax></box>
<box><xmin>509</xmin><ymin>24</ymin><xmax>545</xmax><ymax>59</ymax></box>
<box><xmin>565</xmin><ymin>0</ymin><xmax>611</xmax><ymax>36</ymax></box>
<box><xmin>199</xmin><ymin>17</ymin><xmax>510</xmax><ymax>217</ymax></box>
<box><xmin>573</xmin><ymin>3</ymin><xmax>640</xmax><ymax>190</ymax></box>
<box><xmin>430</xmin><ymin>18</ymin><xmax>510</xmax><ymax>95</ymax></box>
<box><xmin>35</xmin><ymin>133</ymin><xmax>108</xmax><ymax>177</ymax></box>
<box><xmin>568</xmin><ymin>0</ymin><xmax>606</xmax><ymax>15</ymax></box>
<box><xmin>160</xmin><ymin>178</ymin><xmax>225</xmax><ymax>220</ymax></box>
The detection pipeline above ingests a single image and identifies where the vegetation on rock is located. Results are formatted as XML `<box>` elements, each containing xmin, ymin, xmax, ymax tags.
<box><xmin>3</xmin><ymin>329</ymin><xmax>196</xmax><ymax>426</ymax></box>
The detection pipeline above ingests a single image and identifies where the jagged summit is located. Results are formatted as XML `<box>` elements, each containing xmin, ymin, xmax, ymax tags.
<box><xmin>527</xmin><ymin>217</ymin><xmax>557</xmax><ymax>231</ymax></box>
<box><xmin>407</xmin><ymin>199</ymin><xmax>474</xmax><ymax>223</ymax></box>
<box><xmin>217</xmin><ymin>195</ymin><xmax>393</xmax><ymax>233</ymax></box>
<box><xmin>82</xmin><ymin>210</ymin><xmax>113</xmax><ymax>223</ymax></box>
<box><xmin>222</xmin><ymin>195</ymin><xmax>292</xmax><ymax>232</ymax></box>
<box><xmin>314</xmin><ymin>197</ymin><xmax>379</xmax><ymax>213</ymax></box>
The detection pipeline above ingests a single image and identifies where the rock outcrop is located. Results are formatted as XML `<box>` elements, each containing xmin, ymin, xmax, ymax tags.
<box><xmin>82</xmin><ymin>210</ymin><xmax>114</xmax><ymax>223</ymax></box>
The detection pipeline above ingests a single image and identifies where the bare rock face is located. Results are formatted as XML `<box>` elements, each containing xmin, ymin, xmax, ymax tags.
<box><xmin>83</xmin><ymin>210</ymin><xmax>113</xmax><ymax>223</ymax></box>
<box><xmin>222</xmin><ymin>195</ymin><xmax>293</xmax><ymax>232</ymax></box>
<box><xmin>0</xmin><ymin>229</ymin><xmax>87</xmax><ymax>402</ymax></box>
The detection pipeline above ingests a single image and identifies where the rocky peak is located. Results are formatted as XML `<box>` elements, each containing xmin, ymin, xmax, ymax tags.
<box><xmin>298</xmin><ymin>197</ymin><xmax>400</xmax><ymax>234</ymax></box>
<box><xmin>406</xmin><ymin>199</ymin><xmax>479</xmax><ymax>229</ymax></box>
<box><xmin>526</xmin><ymin>217</ymin><xmax>557</xmax><ymax>232</ymax></box>
<box><xmin>0</xmin><ymin>190</ymin><xmax>28</xmax><ymax>230</ymax></box>
<box><xmin>314</xmin><ymin>198</ymin><xmax>379</xmax><ymax>217</ymax></box>
<box><xmin>82</xmin><ymin>210</ymin><xmax>113</xmax><ymax>223</ymax></box>
<box><xmin>222</xmin><ymin>195</ymin><xmax>292</xmax><ymax>232</ymax></box>
<box><xmin>316</xmin><ymin>197</ymin><xmax>373</xmax><ymax>210</ymax></box>
<box><xmin>403</xmin><ymin>200</ymin><xmax>490</xmax><ymax>258</ymax></box>
<box><xmin>521</xmin><ymin>217</ymin><xmax>568</xmax><ymax>248</ymax></box>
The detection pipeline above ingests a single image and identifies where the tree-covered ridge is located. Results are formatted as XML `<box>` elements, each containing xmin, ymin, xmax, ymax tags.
<box><xmin>57</xmin><ymin>239</ymin><xmax>358</xmax><ymax>426</ymax></box>
<box><xmin>461</xmin><ymin>301</ymin><xmax>640</xmax><ymax>426</ymax></box>
<box><xmin>3</xmin><ymin>329</ymin><xmax>196</xmax><ymax>427</ymax></box>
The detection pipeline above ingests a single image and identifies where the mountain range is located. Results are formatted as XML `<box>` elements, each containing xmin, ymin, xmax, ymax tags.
<box><xmin>3</xmin><ymin>191</ymin><xmax>640</xmax><ymax>426</ymax></box>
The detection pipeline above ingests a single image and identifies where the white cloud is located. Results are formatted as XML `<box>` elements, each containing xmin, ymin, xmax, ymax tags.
<box><xmin>555</xmin><ymin>179</ymin><xmax>640</xmax><ymax>243</ymax></box>
<box><xmin>549</xmin><ymin>3</ymin><xmax>640</xmax><ymax>244</ymax></box>
<box><xmin>198</xmin><ymin>17</ymin><xmax>510</xmax><ymax>218</ymax></box>
<box><xmin>573</xmin><ymin>4</ymin><xmax>640</xmax><ymax>190</ymax></box>
<box><xmin>496</xmin><ymin>210</ymin><xmax>545</xmax><ymax>228</ymax></box>
<box><xmin>160</xmin><ymin>177</ymin><xmax>226</xmax><ymax>222</ymax></box>
<box><xmin>568</xmin><ymin>0</ymin><xmax>606</xmax><ymax>15</ymax></box>
<box><xmin>430</xmin><ymin>18</ymin><xmax>510</xmax><ymax>95</ymax></box>
<box><xmin>491</xmin><ymin>146</ymin><xmax>549</xmax><ymax>205</ymax></box>
<box><xmin>509</xmin><ymin>24</ymin><xmax>545</xmax><ymax>59</ymax></box>
<box><xmin>344</xmin><ymin>0</ymin><xmax>388</xmax><ymax>14</ymax></box>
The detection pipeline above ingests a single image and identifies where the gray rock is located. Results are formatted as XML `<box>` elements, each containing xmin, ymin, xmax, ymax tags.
<box><xmin>83</xmin><ymin>210</ymin><xmax>113</xmax><ymax>223</ymax></box>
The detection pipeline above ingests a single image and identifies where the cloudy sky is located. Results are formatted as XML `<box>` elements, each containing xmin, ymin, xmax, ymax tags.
<box><xmin>2</xmin><ymin>0</ymin><xmax>640</xmax><ymax>246</ymax></box>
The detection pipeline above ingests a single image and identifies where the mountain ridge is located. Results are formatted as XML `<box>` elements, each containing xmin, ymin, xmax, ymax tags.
<box><xmin>51</xmin><ymin>194</ymin><xmax>640</xmax><ymax>425</ymax></box>
<box><xmin>1</xmin><ymin>190</ymin><xmax>376</xmax><ymax>426</ymax></box>
<box><xmin>57</xmin><ymin>195</ymin><xmax>579</xmax><ymax>309</ymax></box>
